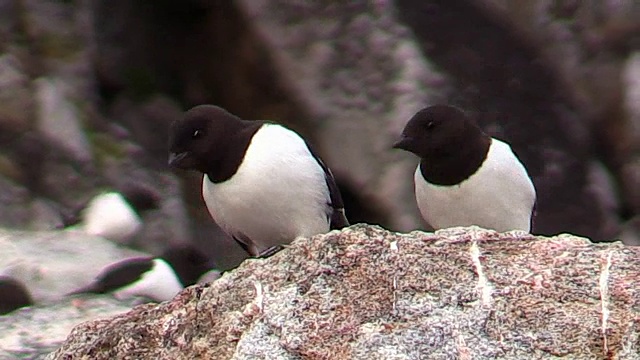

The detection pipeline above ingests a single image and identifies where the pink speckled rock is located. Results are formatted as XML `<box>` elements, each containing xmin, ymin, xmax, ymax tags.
<box><xmin>48</xmin><ymin>225</ymin><xmax>640</xmax><ymax>359</ymax></box>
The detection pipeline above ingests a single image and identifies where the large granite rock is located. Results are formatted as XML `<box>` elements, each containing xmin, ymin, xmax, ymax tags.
<box><xmin>48</xmin><ymin>225</ymin><xmax>640</xmax><ymax>359</ymax></box>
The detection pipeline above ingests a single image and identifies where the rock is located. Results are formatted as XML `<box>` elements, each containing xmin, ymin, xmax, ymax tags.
<box><xmin>109</xmin><ymin>94</ymin><xmax>184</xmax><ymax>166</ymax></box>
<box><xmin>621</xmin><ymin>52</ymin><xmax>640</xmax><ymax>213</ymax></box>
<box><xmin>623</xmin><ymin>52</ymin><xmax>640</xmax><ymax>144</ymax></box>
<box><xmin>460</xmin><ymin>0</ymin><xmax>640</xmax><ymax>238</ymax></box>
<box><xmin>0</xmin><ymin>228</ymin><xmax>147</xmax><ymax>304</ymax></box>
<box><xmin>22</xmin><ymin>0</ymin><xmax>96</xmax><ymax>93</ymax></box>
<box><xmin>394</xmin><ymin>0</ymin><xmax>628</xmax><ymax>241</ymax></box>
<box><xmin>0</xmin><ymin>0</ymin><xmax>235</xmax><ymax>269</ymax></box>
<box><xmin>87</xmin><ymin>0</ymin><xmax>637</xmax><ymax>243</ymax></box>
<box><xmin>25</xmin><ymin>198</ymin><xmax>65</xmax><ymax>231</ymax></box>
<box><xmin>236</xmin><ymin>0</ymin><xmax>449</xmax><ymax>232</ymax></box>
<box><xmin>0</xmin><ymin>296</ymin><xmax>135</xmax><ymax>359</ymax></box>
<box><xmin>98</xmin><ymin>158</ymin><xmax>192</xmax><ymax>255</ymax></box>
<box><xmin>0</xmin><ymin>54</ymin><xmax>34</xmax><ymax>134</ymax></box>
<box><xmin>0</xmin><ymin>176</ymin><xmax>39</xmax><ymax>229</ymax></box>
<box><xmin>585</xmin><ymin>160</ymin><xmax>622</xmax><ymax>238</ymax></box>
<box><xmin>35</xmin><ymin>77</ymin><xmax>92</xmax><ymax>163</ymax></box>
<box><xmin>1</xmin><ymin>0</ymin><xmax>637</xmax><ymax>290</ymax></box>
<box><xmin>619</xmin><ymin>216</ymin><xmax>640</xmax><ymax>246</ymax></box>
<box><xmin>48</xmin><ymin>225</ymin><xmax>640</xmax><ymax>359</ymax></box>
<box><xmin>196</xmin><ymin>269</ymin><xmax>222</xmax><ymax>284</ymax></box>
<box><xmin>0</xmin><ymin>0</ymin><xmax>19</xmax><ymax>40</ymax></box>
<box><xmin>232</xmin><ymin>0</ymin><xmax>632</xmax><ymax>240</ymax></box>
<box><xmin>0</xmin><ymin>176</ymin><xmax>62</xmax><ymax>230</ymax></box>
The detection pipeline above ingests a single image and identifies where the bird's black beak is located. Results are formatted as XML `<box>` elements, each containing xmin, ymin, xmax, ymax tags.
<box><xmin>392</xmin><ymin>136</ymin><xmax>413</xmax><ymax>151</ymax></box>
<box><xmin>168</xmin><ymin>151</ymin><xmax>192</xmax><ymax>169</ymax></box>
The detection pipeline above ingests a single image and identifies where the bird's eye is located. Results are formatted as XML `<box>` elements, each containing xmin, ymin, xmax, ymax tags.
<box><xmin>426</xmin><ymin>121</ymin><xmax>435</xmax><ymax>129</ymax></box>
<box><xmin>192</xmin><ymin>130</ymin><xmax>202</xmax><ymax>139</ymax></box>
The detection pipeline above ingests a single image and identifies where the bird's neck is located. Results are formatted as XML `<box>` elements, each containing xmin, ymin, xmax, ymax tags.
<box><xmin>205</xmin><ymin>120</ymin><xmax>263</xmax><ymax>183</ymax></box>
<box><xmin>419</xmin><ymin>135</ymin><xmax>491</xmax><ymax>186</ymax></box>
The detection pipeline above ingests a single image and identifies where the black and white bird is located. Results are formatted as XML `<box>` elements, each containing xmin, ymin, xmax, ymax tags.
<box><xmin>393</xmin><ymin>105</ymin><xmax>536</xmax><ymax>232</ymax></box>
<box><xmin>0</xmin><ymin>276</ymin><xmax>33</xmax><ymax>315</ymax></box>
<box><xmin>62</xmin><ymin>185</ymin><xmax>160</xmax><ymax>244</ymax></box>
<box><xmin>68</xmin><ymin>245</ymin><xmax>214</xmax><ymax>302</ymax></box>
<box><xmin>168</xmin><ymin>105</ymin><xmax>349</xmax><ymax>257</ymax></box>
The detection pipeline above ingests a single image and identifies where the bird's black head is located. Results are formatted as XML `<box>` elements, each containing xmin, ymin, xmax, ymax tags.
<box><xmin>120</xmin><ymin>183</ymin><xmax>161</xmax><ymax>214</ymax></box>
<box><xmin>394</xmin><ymin>105</ymin><xmax>492</xmax><ymax>185</ymax></box>
<box><xmin>393</xmin><ymin>105</ymin><xmax>486</xmax><ymax>159</ymax></box>
<box><xmin>0</xmin><ymin>276</ymin><xmax>33</xmax><ymax>314</ymax></box>
<box><xmin>161</xmin><ymin>245</ymin><xmax>215</xmax><ymax>287</ymax></box>
<box><xmin>168</xmin><ymin>105</ymin><xmax>233</xmax><ymax>173</ymax></box>
<box><xmin>168</xmin><ymin>105</ymin><xmax>261</xmax><ymax>183</ymax></box>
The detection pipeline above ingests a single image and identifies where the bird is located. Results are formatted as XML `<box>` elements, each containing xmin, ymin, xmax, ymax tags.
<box><xmin>393</xmin><ymin>105</ymin><xmax>536</xmax><ymax>233</ymax></box>
<box><xmin>61</xmin><ymin>184</ymin><xmax>160</xmax><ymax>244</ymax></box>
<box><xmin>168</xmin><ymin>105</ymin><xmax>349</xmax><ymax>257</ymax></box>
<box><xmin>0</xmin><ymin>276</ymin><xmax>33</xmax><ymax>315</ymax></box>
<box><xmin>68</xmin><ymin>245</ymin><xmax>215</xmax><ymax>302</ymax></box>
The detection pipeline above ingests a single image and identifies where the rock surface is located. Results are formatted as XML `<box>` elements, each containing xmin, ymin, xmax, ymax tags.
<box><xmin>0</xmin><ymin>296</ymin><xmax>135</xmax><ymax>359</ymax></box>
<box><xmin>48</xmin><ymin>225</ymin><xmax>640</xmax><ymax>359</ymax></box>
<box><xmin>621</xmin><ymin>51</ymin><xmax>640</xmax><ymax>214</ymax></box>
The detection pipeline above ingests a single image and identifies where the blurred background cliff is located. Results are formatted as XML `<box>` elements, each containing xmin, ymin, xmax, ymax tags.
<box><xmin>0</xmin><ymin>0</ymin><xmax>638</xmax><ymax>270</ymax></box>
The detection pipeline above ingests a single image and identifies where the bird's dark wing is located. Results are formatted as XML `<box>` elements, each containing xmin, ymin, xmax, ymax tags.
<box><xmin>304</xmin><ymin>142</ymin><xmax>349</xmax><ymax>229</ymax></box>
<box><xmin>530</xmin><ymin>198</ymin><xmax>538</xmax><ymax>231</ymax></box>
<box><xmin>68</xmin><ymin>257</ymin><xmax>154</xmax><ymax>295</ymax></box>
<box><xmin>231</xmin><ymin>232</ymin><xmax>259</xmax><ymax>257</ymax></box>
<box><xmin>231</xmin><ymin>233</ymin><xmax>284</xmax><ymax>258</ymax></box>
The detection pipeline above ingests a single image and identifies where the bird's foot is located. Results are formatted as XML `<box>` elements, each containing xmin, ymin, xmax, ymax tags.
<box><xmin>256</xmin><ymin>245</ymin><xmax>287</xmax><ymax>258</ymax></box>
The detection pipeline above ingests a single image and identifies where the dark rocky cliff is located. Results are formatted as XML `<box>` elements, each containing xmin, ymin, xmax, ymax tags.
<box><xmin>1</xmin><ymin>1</ymin><xmax>639</xmax><ymax>260</ymax></box>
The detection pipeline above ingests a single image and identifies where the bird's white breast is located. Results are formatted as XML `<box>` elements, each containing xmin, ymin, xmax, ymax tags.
<box><xmin>81</xmin><ymin>192</ymin><xmax>142</xmax><ymax>243</ymax></box>
<box><xmin>415</xmin><ymin>138</ymin><xmax>536</xmax><ymax>232</ymax></box>
<box><xmin>202</xmin><ymin>124</ymin><xmax>331</xmax><ymax>254</ymax></box>
<box><xmin>113</xmin><ymin>259</ymin><xmax>183</xmax><ymax>302</ymax></box>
